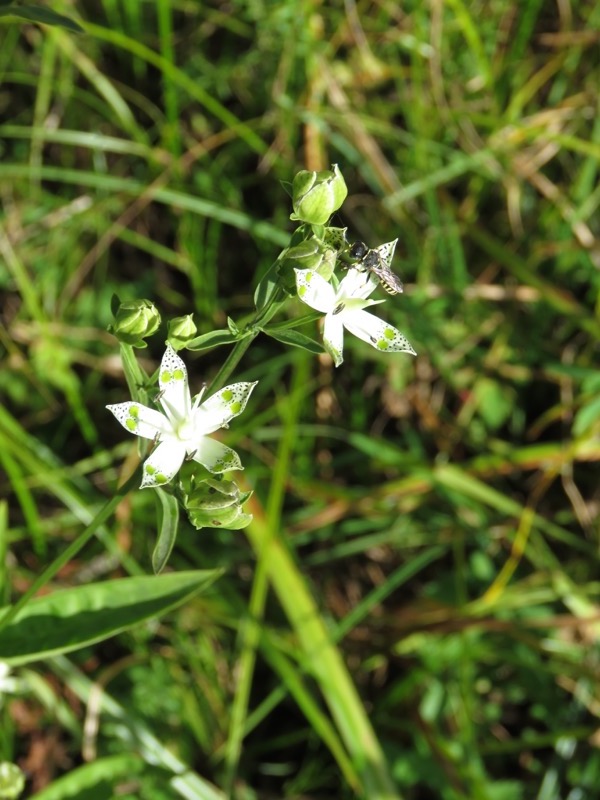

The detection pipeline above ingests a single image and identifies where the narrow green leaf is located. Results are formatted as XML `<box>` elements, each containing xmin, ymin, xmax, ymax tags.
<box><xmin>254</xmin><ymin>261</ymin><xmax>281</xmax><ymax>311</ymax></box>
<box><xmin>185</xmin><ymin>329</ymin><xmax>239</xmax><ymax>351</ymax></box>
<box><xmin>52</xmin><ymin>656</ymin><xmax>227</xmax><ymax>800</ymax></box>
<box><xmin>152</xmin><ymin>488</ymin><xmax>180</xmax><ymax>574</ymax></box>
<box><xmin>263</xmin><ymin>311</ymin><xmax>322</xmax><ymax>331</ymax></box>
<box><xmin>30</xmin><ymin>754</ymin><xmax>144</xmax><ymax>799</ymax></box>
<box><xmin>0</xmin><ymin>5</ymin><xmax>84</xmax><ymax>32</ymax></box>
<box><xmin>0</xmin><ymin>570</ymin><xmax>222</xmax><ymax>665</ymax></box>
<box><xmin>264</xmin><ymin>328</ymin><xmax>324</xmax><ymax>355</ymax></box>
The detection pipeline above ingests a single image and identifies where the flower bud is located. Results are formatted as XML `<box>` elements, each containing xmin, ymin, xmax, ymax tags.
<box><xmin>109</xmin><ymin>299</ymin><xmax>161</xmax><ymax>348</ymax></box>
<box><xmin>291</xmin><ymin>164</ymin><xmax>348</xmax><ymax>225</ymax></box>
<box><xmin>189</xmin><ymin>502</ymin><xmax>253</xmax><ymax>530</ymax></box>
<box><xmin>284</xmin><ymin>241</ymin><xmax>324</xmax><ymax>271</ymax></box>
<box><xmin>184</xmin><ymin>477</ymin><xmax>253</xmax><ymax>530</ymax></box>
<box><xmin>167</xmin><ymin>314</ymin><xmax>197</xmax><ymax>349</ymax></box>
<box><xmin>0</xmin><ymin>762</ymin><xmax>25</xmax><ymax>800</ymax></box>
<box><xmin>280</xmin><ymin>237</ymin><xmax>338</xmax><ymax>284</ymax></box>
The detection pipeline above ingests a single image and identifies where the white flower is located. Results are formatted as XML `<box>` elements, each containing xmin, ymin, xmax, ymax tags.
<box><xmin>107</xmin><ymin>344</ymin><xmax>257</xmax><ymax>489</ymax></box>
<box><xmin>294</xmin><ymin>267</ymin><xmax>416</xmax><ymax>367</ymax></box>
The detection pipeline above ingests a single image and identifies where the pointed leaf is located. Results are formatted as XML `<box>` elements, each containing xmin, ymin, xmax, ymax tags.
<box><xmin>185</xmin><ymin>329</ymin><xmax>239</xmax><ymax>351</ymax></box>
<box><xmin>0</xmin><ymin>5</ymin><xmax>84</xmax><ymax>32</ymax></box>
<box><xmin>264</xmin><ymin>328</ymin><xmax>324</xmax><ymax>355</ymax></box>
<box><xmin>0</xmin><ymin>570</ymin><xmax>222</xmax><ymax>665</ymax></box>
<box><xmin>30</xmin><ymin>754</ymin><xmax>144</xmax><ymax>799</ymax></box>
<box><xmin>152</xmin><ymin>488</ymin><xmax>180</xmax><ymax>574</ymax></box>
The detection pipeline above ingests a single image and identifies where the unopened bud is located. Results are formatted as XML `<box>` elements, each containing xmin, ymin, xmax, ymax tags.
<box><xmin>109</xmin><ymin>299</ymin><xmax>160</xmax><ymax>348</ymax></box>
<box><xmin>184</xmin><ymin>478</ymin><xmax>253</xmax><ymax>530</ymax></box>
<box><xmin>0</xmin><ymin>762</ymin><xmax>25</xmax><ymax>800</ymax></box>
<box><xmin>167</xmin><ymin>314</ymin><xmax>197</xmax><ymax>349</ymax></box>
<box><xmin>291</xmin><ymin>164</ymin><xmax>348</xmax><ymax>225</ymax></box>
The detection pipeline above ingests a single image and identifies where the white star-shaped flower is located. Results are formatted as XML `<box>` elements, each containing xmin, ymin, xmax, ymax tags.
<box><xmin>294</xmin><ymin>267</ymin><xmax>415</xmax><ymax>367</ymax></box>
<box><xmin>107</xmin><ymin>344</ymin><xmax>257</xmax><ymax>489</ymax></box>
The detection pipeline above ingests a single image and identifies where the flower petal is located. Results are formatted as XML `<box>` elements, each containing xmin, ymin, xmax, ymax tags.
<box><xmin>158</xmin><ymin>344</ymin><xmax>191</xmax><ymax>422</ymax></box>
<box><xmin>140</xmin><ymin>440</ymin><xmax>187</xmax><ymax>488</ymax></box>
<box><xmin>295</xmin><ymin>269</ymin><xmax>335</xmax><ymax>313</ymax></box>
<box><xmin>373</xmin><ymin>239</ymin><xmax>398</xmax><ymax>268</ymax></box>
<box><xmin>343</xmin><ymin>309</ymin><xmax>416</xmax><ymax>355</ymax></box>
<box><xmin>106</xmin><ymin>402</ymin><xmax>170</xmax><ymax>440</ymax></box>
<box><xmin>194</xmin><ymin>381</ymin><xmax>258</xmax><ymax>434</ymax></box>
<box><xmin>338</xmin><ymin>267</ymin><xmax>377</xmax><ymax>300</ymax></box>
<box><xmin>323</xmin><ymin>313</ymin><xmax>345</xmax><ymax>367</ymax></box>
<box><xmin>192</xmin><ymin>438</ymin><xmax>243</xmax><ymax>473</ymax></box>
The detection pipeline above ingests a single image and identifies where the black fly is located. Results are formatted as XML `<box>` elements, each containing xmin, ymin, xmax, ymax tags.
<box><xmin>349</xmin><ymin>239</ymin><xmax>404</xmax><ymax>295</ymax></box>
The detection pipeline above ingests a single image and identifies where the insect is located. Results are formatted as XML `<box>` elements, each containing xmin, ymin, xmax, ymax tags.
<box><xmin>349</xmin><ymin>239</ymin><xmax>404</xmax><ymax>295</ymax></box>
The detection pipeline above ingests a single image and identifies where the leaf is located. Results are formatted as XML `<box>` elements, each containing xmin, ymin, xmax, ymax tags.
<box><xmin>0</xmin><ymin>570</ymin><xmax>222</xmax><ymax>665</ymax></box>
<box><xmin>263</xmin><ymin>311</ymin><xmax>322</xmax><ymax>331</ymax></box>
<box><xmin>185</xmin><ymin>328</ymin><xmax>238</xmax><ymax>351</ymax></box>
<box><xmin>263</xmin><ymin>328</ymin><xmax>324</xmax><ymax>355</ymax></box>
<box><xmin>573</xmin><ymin>395</ymin><xmax>600</xmax><ymax>436</ymax></box>
<box><xmin>152</xmin><ymin>488</ymin><xmax>180</xmax><ymax>574</ymax></box>
<box><xmin>30</xmin><ymin>754</ymin><xmax>144</xmax><ymax>799</ymax></box>
<box><xmin>254</xmin><ymin>260</ymin><xmax>281</xmax><ymax>311</ymax></box>
<box><xmin>0</xmin><ymin>4</ymin><xmax>85</xmax><ymax>32</ymax></box>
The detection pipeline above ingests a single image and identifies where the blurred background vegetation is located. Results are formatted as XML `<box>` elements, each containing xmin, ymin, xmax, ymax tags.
<box><xmin>1</xmin><ymin>0</ymin><xmax>600</xmax><ymax>798</ymax></box>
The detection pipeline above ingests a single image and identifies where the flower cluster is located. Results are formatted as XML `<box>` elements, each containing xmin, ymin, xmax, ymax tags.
<box><xmin>106</xmin><ymin>166</ymin><xmax>416</xmax><ymax>552</ymax></box>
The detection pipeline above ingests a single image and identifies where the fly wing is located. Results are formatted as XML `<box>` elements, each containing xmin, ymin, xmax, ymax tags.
<box><xmin>370</xmin><ymin>263</ymin><xmax>404</xmax><ymax>294</ymax></box>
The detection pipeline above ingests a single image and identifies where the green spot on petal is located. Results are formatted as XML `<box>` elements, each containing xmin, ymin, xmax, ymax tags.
<box><xmin>230</xmin><ymin>401</ymin><xmax>241</xmax><ymax>414</ymax></box>
<box><xmin>145</xmin><ymin>465</ymin><xmax>156</xmax><ymax>475</ymax></box>
<box><xmin>130</xmin><ymin>405</ymin><xmax>140</xmax><ymax>418</ymax></box>
<box><xmin>222</xmin><ymin>389</ymin><xmax>233</xmax><ymax>402</ymax></box>
<box><xmin>125</xmin><ymin>418</ymin><xmax>138</xmax><ymax>432</ymax></box>
<box><xmin>384</xmin><ymin>327</ymin><xmax>395</xmax><ymax>341</ymax></box>
<box><xmin>173</xmin><ymin>368</ymin><xmax>184</xmax><ymax>381</ymax></box>
<box><xmin>377</xmin><ymin>339</ymin><xmax>390</xmax><ymax>351</ymax></box>
<box><xmin>160</xmin><ymin>370</ymin><xmax>172</xmax><ymax>384</ymax></box>
<box><xmin>156</xmin><ymin>474</ymin><xmax>168</xmax><ymax>484</ymax></box>
<box><xmin>298</xmin><ymin>285</ymin><xmax>307</xmax><ymax>297</ymax></box>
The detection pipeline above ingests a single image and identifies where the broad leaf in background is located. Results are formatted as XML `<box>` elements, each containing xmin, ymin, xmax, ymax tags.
<box><xmin>0</xmin><ymin>4</ymin><xmax>84</xmax><ymax>32</ymax></box>
<box><xmin>0</xmin><ymin>571</ymin><xmax>222</xmax><ymax>665</ymax></box>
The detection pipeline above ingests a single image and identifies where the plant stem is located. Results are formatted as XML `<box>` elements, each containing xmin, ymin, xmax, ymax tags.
<box><xmin>205</xmin><ymin>331</ymin><xmax>258</xmax><ymax>397</ymax></box>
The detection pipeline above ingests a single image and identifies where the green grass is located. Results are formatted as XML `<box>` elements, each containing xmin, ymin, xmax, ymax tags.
<box><xmin>1</xmin><ymin>1</ymin><xmax>600</xmax><ymax>798</ymax></box>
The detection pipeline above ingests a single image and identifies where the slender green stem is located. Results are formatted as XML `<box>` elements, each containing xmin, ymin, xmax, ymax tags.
<box><xmin>120</xmin><ymin>342</ymin><xmax>149</xmax><ymax>402</ymax></box>
<box><xmin>223</xmin><ymin>353</ymin><xmax>308</xmax><ymax>792</ymax></box>
<box><xmin>205</xmin><ymin>332</ymin><xmax>258</xmax><ymax>396</ymax></box>
<box><xmin>251</xmin><ymin>285</ymin><xmax>286</xmax><ymax>328</ymax></box>
<box><xmin>0</xmin><ymin>468</ymin><xmax>141</xmax><ymax>632</ymax></box>
<box><xmin>205</xmin><ymin>283</ymin><xmax>287</xmax><ymax>396</ymax></box>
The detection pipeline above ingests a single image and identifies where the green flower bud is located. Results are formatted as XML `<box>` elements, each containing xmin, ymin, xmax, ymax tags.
<box><xmin>0</xmin><ymin>762</ymin><xmax>25</xmax><ymax>800</ymax></box>
<box><xmin>109</xmin><ymin>299</ymin><xmax>161</xmax><ymax>348</ymax></box>
<box><xmin>189</xmin><ymin>502</ymin><xmax>253</xmax><ymax>530</ymax></box>
<box><xmin>279</xmin><ymin>236</ymin><xmax>339</xmax><ymax>285</ymax></box>
<box><xmin>184</xmin><ymin>477</ymin><xmax>253</xmax><ymax>530</ymax></box>
<box><xmin>291</xmin><ymin>164</ymin><xmax>348</xmax><ymax>225</ymax></box>
<box><xmin>167</xmin><ymin>314</ymin><xmax>197</xmax><ymax>350</ymax></box>
<box><xmin>284</xmin><ymin>241</ymin><xmax>324</xmax><ymax>271</ymax></box>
